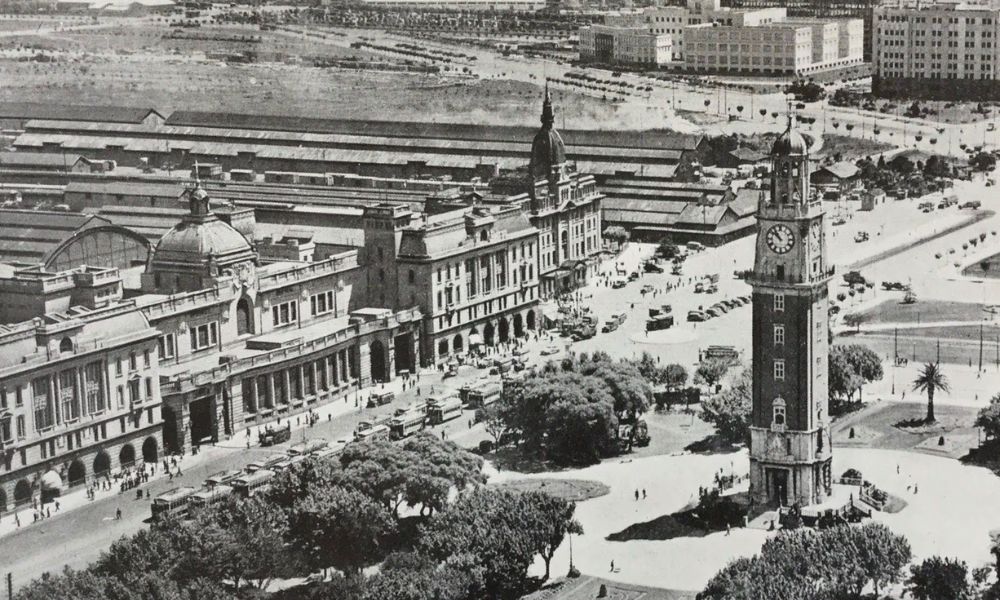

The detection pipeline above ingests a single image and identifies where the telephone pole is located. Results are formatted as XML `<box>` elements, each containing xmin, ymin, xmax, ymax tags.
<box><xmin>979</xmin><ymin>323</ymin><xmax>984</xmax><ymax>372</ymax></box>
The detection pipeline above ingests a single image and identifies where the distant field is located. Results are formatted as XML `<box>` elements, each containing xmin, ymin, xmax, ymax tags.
<box><xmin>0</xmin><ymin>55</ymin><xmax>615</xmax><ymax>127</ymax></box>
<box><xmin>815</xmin><ymin>134</ymin><xmax>894</xmax><ymax>162</ymax></box>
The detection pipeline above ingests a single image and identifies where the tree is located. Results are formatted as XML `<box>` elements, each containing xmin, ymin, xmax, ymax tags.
<box><xmin>602</xmin><ymin>226</ymin><xmax>629</xmax><ymax>247</ymax></box>
<box><xmin>976</xmin><ymin>393</ymin><xmax>1000</xmax><ymax>441</ymax></box>
<box><xmin>699</xmin><ymin>523</ymin><xmax>910</xmax><ymax>600</ymax></box>
<box><xmin>971</xmin><ymin>151</ymin><xmax>997</xmax><ymax>172</ymax></box>
<box><xmin>577</xmin><ymin>357</ymin><xmax>651</xmax><ymax>420</ymax></box>
<box><xmin>290</xmin><ymin>484</ymin><xmax>398</xmax><ymax>576</ymax></box>
<box><xmin>829</xmin><ymin>345</ymin><xmax>883</xmax><ymax>405</ymax></box>
<box><xmin>419</xmin><ymin>488</ymin><xmax>543</xmax><ymax>599</ymax></box>
<box><xmin>842</xmin><ymin>312</ymin><xmax>868</xmax><ymax>332</ymax></box>
<box><xmin>924</xmin><ymin>155</ymin><xmax>952</xmax><ymax>179</ymax></box>
<box><xmin>700</xmin><ymin>367</ymin><xmax>751</xmax><ymax>444</ymax></box>
<box><xmin>176</xmin><ymin>495</ymin><xmax>292</xmax><ymax>590</ymax></box>
<box><xmin>482</xmin><ymin>403</ymin><xmax>509</xmax><ymax>447</ymax></box>
<box><xmin>828</xmin><ymin>348</ymin><xmax>863</xmax><ymax>412</ymax></box>
<box><xmin>663</xmin><ymin>363</ymin><xmax>689</xmax><ymax>390</ymax></box>
<box><xmin>908</xmin><ymin>556</ymin><xmax>974</xmax><ymax>600</ymax></box>
<box><xmin>400</xmin><ymin>432</ymin><xmax>486</xmax><ymax>516</ymax></box>
<box><xmin>630</xmin><ymin>353</ymin><xmax>687</xmax><ymax>390</ymax></box>
<box><xmin>694</xmin><ymin>358</ymin><xmax>731</xmax><ymax>390</ymax></box>
<box><xmin>519</xmin><ymin>491</ymin><xmax>584</xmax><ymax>581</ymax></box>
<box><xmin>913</xmin><ymin>362</ymin><xmax>950</xmax><ymax>423</ymax></box>
<box><xmin>656</xmin><ymin>241</ymin><xmax>681</xmax><ymax>259</ymax></box>
<box><xmin>362</xmin><ymin>552</ymin><xmax>476</xmax><ymax>600</ymax></box>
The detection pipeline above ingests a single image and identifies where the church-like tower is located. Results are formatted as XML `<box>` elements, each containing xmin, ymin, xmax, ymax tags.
<box><xmin>748</xmin><ymin>120</ymin><xmax>833</xmax><ymax>508</ymax></box>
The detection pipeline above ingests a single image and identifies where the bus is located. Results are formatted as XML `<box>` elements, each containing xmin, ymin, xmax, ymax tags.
<box><xmin>232</xmin><ymin>469</ymin><xmax>275</xmax><ymax>498</ymax></box>
<box><xmin>355</xmin><ymin>422</ymin><xmax>390</xmax><ymax>442</ymax></box>
<box><xmin>270</xmin><ymin>455</ymin><xmax>308</xmax><ymax>473</ymax></box>
<box><xmin>289</xmin><ymin>438</ymin><xmax>328</xmax><ymax>456</ymax></box>
<box><xmin>204</xmin><ymin>469</ymin><xmax>242</xmax><ymax>489</ymax></box>
<box><xmin>427</xmin><ymin>396</ymin><xmax>463</xmax><ymax>425</ymax></box>
<box><xmin>151</xmin><ymin>486</ymin><xmax>197</xmax><ymax>522</ymax></box>
<box><xmin>188</xmin><ymin>485</ymin><xmax>234</xmax><ymax>512</ymax></box>
<box><xmin>394</xmin><ymin>402</ymin><xmax>426</xmax><ymax>418</ymax></box>
<box><xmin>466</xmin><ymin>383</ymin><xmax>501</xmax><ymax>409</ymax></box>
<box><xmin>389</xmin><ymin>412</ymin><xmax>426</xmax><ymax>440</ymax></box>
<box><xmin>367</xmin><ymin>390</ymin><xmax>394</xmax><ymax>408</ymax></box>
<box><xmin>311</xmin><ymin>445</ymin><xmax>343</xmax><ymax>461</ymax></box>
<box><xmin>246</xmin><ymin>454</ymin><xmax>286</xmax><ymax>473</ymax></box>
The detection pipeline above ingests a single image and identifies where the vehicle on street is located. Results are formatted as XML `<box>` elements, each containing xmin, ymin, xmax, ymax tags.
<box><xmin>843</xmin><ymin>271</ymin><xmax>867</xmax><ymax>286</ymax></box>
<box><xmin>466</xmin><ymin>383</ymin><xmax>502</xmax><ymax>409</ymax></box>
<box><xmin>961</xmin><ymin>201</ymin><xmax>982</xmax><ymax>209</ymax></box>
<box><xmin>646</xmin><ymin>314</ymin><xmax>674</xmax><ymax>331</ymax></box>
<box><xmin>704</xmin><ymin>345</ymin><xmax>740</xmax><ymax>362</ymax></box>
<box><xmin>151</xmin><ymin>487</ymin><xmax>197</xmax><ymax>522</ymax></box>
<box><xmin>612</xmin><ymin>279</ymin><xmax>627</xmax><ymax>289</ymax></box>
<box><xmin>602</xmin><ymin>320</ymin><xmax>619</xmax><ymax>333</ymax></box>
<box><xmin>289</xmin><ymin>438</ymin><xmax>328</xmax><ymax>456</ymax></box>
<box><xmin>246</xmin><ymin>454</ymin><xmax>285</xmax><ymax>473</ymax></box>
<box><xmin>367</xmin><ymin>390</ymin><xmax>395</xmax><ymax>408</ymax></box>
<box><xmin>427</xmin><ymin>395</ymin><xmax>463</xmax><ymax>424</ymax></box>
<box><xmin>187</xmin><ymin>485</ymin><xmax>234</xmax><ymax>512</ymax></box>
<box><xmin>706</xmin><ymin>307</ymin><xmax>722</xmax><ymax>318</ymax></box>
<box><xmin>643</xmin><ymin>261</ymin><xmax>664</xmax><ymax>273</ymax></box>
<box><xmin>389</xmin><ymin>411</ymin><xmax>426</xmax><ymax>440</ymax></box>
<box><xmin>628</xmin><ymin>271</ymin><xmax>640</xmax><ymax>281</ymax></box>
<box><xmin>854</xmin><ymin>231</ymin><xmax>869</xmax><ymax>243</ymax></box>
<box><xmin>541</xmin><ymin>345</ymin><xmax>559</xmax><ymax>356</ymax></box>
<box><xmin>259</xmin><ymin>423</ymin><xmax>291</xmax><ymax>446</ymax></box>
<box><xmin>695</xmin><ymin>282</ymin><xmax>705</xmax><ymax>293</ymax></box>
<box><xmin>232</xmin><ymin>469</ymin><xmax>275</xmax><ymax>498</ymax></box>
<box><xmin>687</xmin><ymin>310</ymin><xmax>707</xmax><ymax>322</ymax></box>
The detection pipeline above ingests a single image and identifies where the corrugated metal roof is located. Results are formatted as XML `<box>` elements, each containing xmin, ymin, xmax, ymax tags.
<box><xmin>0</xmin><ymin>151</ymin><xmax>84</xmax><ymax>168</ymax></box>
<box><xmin>0</xmin><ymin>209</ymin><xmax>109</xmax><ymax>263</ymax></box>
<box><xmin>602</xmin><ymin>198</ymin><xmax>689</xmax><ymax>214</ymax></box>
<box><xmin>0</xmin><ymin>103</ymin><xmax>160</xmax><ymax>124</ymax></box>
<box><xmin>603</xmin><ymin>209</ymin><xmax>677</xmax><ymax>226</ymax></box>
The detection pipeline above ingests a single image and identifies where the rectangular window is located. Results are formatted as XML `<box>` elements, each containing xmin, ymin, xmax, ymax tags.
<box><xmin>115</xmin><ymin>358</ymin><xmax>123</xmax><ymax>377</ymax></box>
<box><xmin>15</xmin><ymin>386</ymin><xmax>22</xmax><ymax>408</ymax></box>
<box><xmin>129</xmin><ymin>352</ymin><xmax>137</xmax><ymax>372</ymax></box>
<box><xmin>128</xmin><ymin>379</ymin><xmax>140</xmax><ymax>406</ymax></box>
<box><xmin>143</xmin><ymin>350</ymin><xmax>151</xmax><ymax>369</ymax></box>
<box><xmin>32</xmin><ymin>377</ymin><xmax>53</xmax><ymax>431</ymax></box>
<box><xmin>189</xmin><ymin>322</ymin><xmax>219</xmax><ymax>351</ymax></box>
<box><xmin>310</xmin><ymin>290</ymin><xmax>335</xmax><ymax>316</ymax></box>
<box><xmin>773</xmin><ymin>325</ymin><xmax>785</xmax><ymax>345</ymax></box>
<box><xmin>774</xmin><ymin>360</ymin><xmax>786</xmax><ymax>381</ymax></box>
<box><xmin>774</xmin><ymin>294</ymin><xmax>785</xmax><ymax>312</ymax></box>
<box><xmin>85</xmin><ymin>361</ymin><xmax>105</xmax><ymax>414</ymax></box>
<box><xmin>145</xmin><ymin>377</ymin><xmax>153</xmax><ymax>400</ymax></box>
<box><xmin>116</xmin><ymin>385</ymin><xmax>124</xmax><ymax>410</ymax></box>
<box><xmin>272</xmin><ymin>301</ymin><xmax>298</xmax><ymax>328</ymax></box>
<box><xmin>157</xmin><ymin>334</ymin><xmax>175</xmax><ymax>359</ymax></box>
<box><xmin>465</xmin><ymin>258</ymin><xmax>477</xmax><ymax>298</ymax></box>
<box><xmin>59</xmin><ymin>369</ymin><xmax>79</xmax><ymax>423</ymax></box>
<box><xmin>16</xmin><ymin>415</ymin><xmax>25</xmax><ymax>440</ymax></box>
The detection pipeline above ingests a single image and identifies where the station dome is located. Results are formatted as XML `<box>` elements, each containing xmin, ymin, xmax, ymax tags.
<box><xmin>771</xmin><ymin>125</ymin><xmax>809</xmax><ymax>156</ymax></box>
<box><xmin>529</xmin><ymin>86</ymin><xmax>567</xmax><ymax>181</ymax></box>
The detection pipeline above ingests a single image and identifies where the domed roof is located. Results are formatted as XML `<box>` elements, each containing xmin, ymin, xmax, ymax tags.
<box><xmin>529</xmin><ymin>86</ymin><xmax>567</xmax><ymax>180</ymax></box>
<box><xmin>151</xmin><ymin>184</ymin><xmax>254</xmax><ymax>268</ymax></box>
<box><xmin>771</xmin><ymin>124</ymin><xmax>809</xmax><ymax>156</ymax></box>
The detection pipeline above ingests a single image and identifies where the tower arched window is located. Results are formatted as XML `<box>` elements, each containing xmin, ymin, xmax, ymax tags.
<box><xmin>772</xmin><ymin>397</ymin><xmax>786</xmax><ymax>430</ymax></box>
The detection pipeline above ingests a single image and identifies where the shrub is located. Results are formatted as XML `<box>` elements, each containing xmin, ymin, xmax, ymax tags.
<box><xmin>842</xmin><ymin>468</ymin><xmax>863</xmax><ymax>480</ymax></box>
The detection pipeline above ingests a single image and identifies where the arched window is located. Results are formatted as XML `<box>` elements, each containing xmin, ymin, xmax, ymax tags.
<box><xmin>772</xmin><ymin>397</ymin><xmax>786</xmax><ymax>429</ymax></box>
<box><xmin>59</xmin><ymin>338</ymin><xmax>73</xmax><ymax>353</ymax></box>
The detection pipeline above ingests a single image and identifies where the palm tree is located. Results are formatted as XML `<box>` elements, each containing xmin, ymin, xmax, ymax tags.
<box><xmin>912</xmin><ymin>362</ymin><xmax>950</xmax><ymax>423</ymax></box>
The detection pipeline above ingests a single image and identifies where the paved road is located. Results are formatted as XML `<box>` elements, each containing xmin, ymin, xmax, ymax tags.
<box><xmin>1</xmin><ymin>361</ymin><xmax>500</xmax><ymax>590</ymax></box>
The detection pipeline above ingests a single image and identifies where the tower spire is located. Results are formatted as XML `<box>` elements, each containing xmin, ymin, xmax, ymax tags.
<box><xmin>541</xmin><ymin>82</ymin><xmax>554</xmax><ymax>128</ymax></box>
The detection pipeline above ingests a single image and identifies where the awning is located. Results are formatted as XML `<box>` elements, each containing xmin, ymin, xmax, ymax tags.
<box><xmin>543</xmin><ymin>268</ymin><xmax>571</xmax><ymax>279</ymax></box>
<box><xmin>468</xmin><ymin>334</ymin><xmax>483</xmax><ymax>346</ymax></box>
<box><xmin>40</xmin><ymin>470</ymin><xmax>63</xmax><ymax>491</ymax></box>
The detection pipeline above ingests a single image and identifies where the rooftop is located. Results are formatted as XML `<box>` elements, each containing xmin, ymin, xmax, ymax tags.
<box><xmin>0</xmin><ymin>103</ymin><xmax>161</xmax><ymax>125</ymax></box>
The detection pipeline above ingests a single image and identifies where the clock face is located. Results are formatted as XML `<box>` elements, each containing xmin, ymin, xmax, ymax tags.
<box><xmin>766</xmin><ymin>224</ymin><xmax>795</xmax><ymax>254</ymax></box>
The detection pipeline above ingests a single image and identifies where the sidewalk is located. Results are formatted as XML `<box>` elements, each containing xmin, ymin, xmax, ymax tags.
<box><xmin>0</xmin><ymin>365</ymin><xmax>440</xmax><ymax>540</ymax></box>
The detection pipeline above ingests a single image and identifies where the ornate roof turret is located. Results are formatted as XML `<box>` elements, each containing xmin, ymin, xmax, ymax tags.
<box><xmin>771</xmin><ymin>115</ymin><xmax>809</xmax><ymax>157</ymax></box>
<box><xmin>529</xmin><ymin>84</ymin><xmax>567</xmax><ymax>182</ymax></box>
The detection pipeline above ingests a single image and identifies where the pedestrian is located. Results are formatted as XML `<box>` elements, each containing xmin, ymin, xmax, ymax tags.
<box><xmin>914</xmin><ymin>484</ymin><xmax>918</xmax><ymax>494</ymax></box>
<box><xmin>441</xmin><ymin>430</ymin><xmax>446</xmax><ymax>440</ymax></box>
<box><xmin>115</xmin><ymin>507</ymin><xmax>122</xmax><ymax>520</ymax></box>
<box><xmin>15</xmin><ymin>514</ymin><xmax>20</xmax><ymax>528</ymax></box>
<box><xmin>896</xmin><ymin>464</ymin><xmax>900</xmax><ymax>475</ymax></box>
<box><xmin>45</xmin><ymin>507</ymin><xmax>50</xmax><ymax>518</ymax></box>
<box><xmin>642</xmin><ymin>489</ymin><xmax>647</xmax><ymax>499</ymax></box>
<box><xmin>634</xmin><ymin>489</ymin><xmax>639</xmax><ymax>501</ymax></box>
<box><xmin>55</xmin><ymin>500</ymin><xmax>60</xmax><ymax>512</ymax></box>
<box><xmin>610</xmin><ymin>560</ymin><xmax>615</xmax><ymax>572</ymax></box>
<box><xmin>726</xmin><ymin>523</ymin><xmax>731</xmax><ymax>536</ymax></box>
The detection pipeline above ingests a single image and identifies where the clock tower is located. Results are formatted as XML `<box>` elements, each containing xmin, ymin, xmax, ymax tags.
<box><xmin>748</xmin><ymin>120</ymin><xmax>833</xmax><ymax>508</ymax></box>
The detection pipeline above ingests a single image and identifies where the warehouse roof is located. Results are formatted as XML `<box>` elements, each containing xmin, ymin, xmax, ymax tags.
<box><xmin>0</xmin><ymin>151</ymin><xmax>85</xmax><ymax>169</ymax></box>
<box><xmin>0</xmin><ymin>103</ymin><xmax>162</xmax><ymax>125</ymax></box>
<box><xmin>0</xmin><ymin>209</ymin><xmax>109</xmax><ymax>264</ymax></box>
<box><xmin>165</xmin><ymin>111</ymin><xmax>705</xmax><ymax>151</ymax></box>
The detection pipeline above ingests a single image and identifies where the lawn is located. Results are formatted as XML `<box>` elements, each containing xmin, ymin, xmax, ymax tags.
<box><xmin>814</xmin><ymin>134</ymin><xmax>894</xmax><ymax>162</ymax></box>
<box><xmin>493</xmin><ymin>478</ymin><xmax>610</xmax><ymax>502</ymax></box>
<box><xmin>832</xmin><ymin>401</ymin><xmax>980</xmax><ymax>458</ymax></box>
<box><xmin>858</xmin><ymin>299</ymin><xmax>990</xmax><ymax>326</ymax></box>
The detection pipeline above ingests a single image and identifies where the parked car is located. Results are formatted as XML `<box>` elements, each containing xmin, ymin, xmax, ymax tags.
<box><xmin>694</xmin><ymin>282</ymin><xmax>705</xmax><ymax>293</ymax></box>
<box><xmin>643</xmin><ymin>261</ymin><xmax>664</xmax><ymax>273</ymax></box>
<box><xmin>541</xmin><ymin>345</ymin><xmax>560</xmax><ymax>356</ymax></box>
<box><xmin>687</xmin><ymin>310</ymin><xmax>707</xmax><ymax>322</ymax></box>
<box><xmin>854</xmin><ymin>231</ymin><xmax>869</xmax><ymax>243</ymax></box>
<box><xmin>706</xmin><ymin>307</ymin><xmax>722</xmax><ymax>318</ymax></box>
<box><xmin>961</xmin><ymin>201</ymin><xmax>982</xmax><ymax>209</ymax></box>
<box><xmin>612</xmin><ymin>279</ymin><xmax>627</xmax><ymax>289</ymax></box>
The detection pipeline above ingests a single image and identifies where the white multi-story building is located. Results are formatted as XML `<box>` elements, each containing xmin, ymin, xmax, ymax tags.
<box><xmin>578</xmin><ymin>0</ymin><xmax>863</xmax><ymax>73</ymax></box>
<box><xmin>874</xmin><ymin>0</ymin><xmax>1000</xmax><ymax>98</ymax></box>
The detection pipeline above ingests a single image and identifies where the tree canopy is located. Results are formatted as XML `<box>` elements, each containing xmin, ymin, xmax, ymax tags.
<box><xmin>700</xmin><ymin>367</ymin><xmax>752</xmax><ymax>444</ymax></box>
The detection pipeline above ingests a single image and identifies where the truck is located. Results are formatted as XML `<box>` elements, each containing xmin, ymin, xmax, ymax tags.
<box><xmin>258</xmin><ymin>423</ymin><xmax>291</xmax><ymax>446</ymax></box>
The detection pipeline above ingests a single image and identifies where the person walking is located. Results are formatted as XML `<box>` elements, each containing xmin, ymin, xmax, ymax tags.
<box><xmin>115</xmin><ymin>507</ymin><xmax>122</xmax><ymax>520</ymax></box>
<box><xmin>610</xmin><ymin>560</ymin><xmax>615</xmax><ymax>572</ymax></box>
<box><xmin>634</xmin><ymin>489</ymin><xmax>639</xmax><ymax>501</ymax></box>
